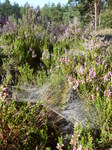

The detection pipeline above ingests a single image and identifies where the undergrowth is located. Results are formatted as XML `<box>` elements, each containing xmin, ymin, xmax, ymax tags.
<box><xmin>0</xmin><ymin>5</ymin><xmax>112</xmax><ymax>150</ymax></box>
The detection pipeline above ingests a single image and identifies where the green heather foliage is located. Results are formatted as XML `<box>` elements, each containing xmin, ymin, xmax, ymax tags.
<box><xmin>18</xmin><ymin>63</ymin><xmax>35</xmax><ymax>85</ymax></box>
<box><xmin>100</xmin><ymin>9</ymin><xmax>112</xmax><ymax>29</ymax></box>
<box><xmin>0</xmin><ymin>100</ymin><xmax>49</xmax><ymax>149</ymax></box>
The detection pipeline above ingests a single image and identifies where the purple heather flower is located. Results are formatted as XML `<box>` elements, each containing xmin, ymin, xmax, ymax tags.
<box><xmin>65</xmin><ymin>56</ymin><xmax>70</xmax><ymax>66</ymax></box>
<box><xmin>89</xmin><ymin>68</ymin><xmax>95</xmax><ymax>82</ymax></box>
<box><xmin>73</xmin><ymin>80</ymin><xmax>79</xmax><ymax>90</ymax></box>
<box><xmin>107</xmin><ymin>71</ymin><xmax>112</xmax><ymax>77</ymax></box>
<box><xmin>81</xmin><ymin>80</ymin><xmax>85</xmax><ymax>84</ymax></box>
<box><xmin>76</xmin><ymin>80</ymin><xmax>79</xmax><ymax>88</ymax></box>
<box><xmin>105</xmin><ymin>64</ymin><xmax>108</xmax><ymax>69</ymax></box>
<box><xmin>96</xmin><ymin>86</ymin><xmax>99</xmax><ymax>91</ymax></box>
<box><xmin>29</xmin><ymin>47</ymin><xmax>32</xmax><ymax>52</ymax></box>
<box><xmin>68</xmin><ymin>77</ymin><xmax>72</xmax><ymax>85</ymax></box>
<box><xmin>111</xmin><ymin>76</ymin><xmax>112</xmax><ymax>84</ymax></box>
<box><xmin>56</xmin><ymin>143</ymin><xmax>64</xmax><ymax>150</ymax></box>
<box><xmin>79</xmin><ymin>66</ymin><xmax>84</xmax><ymax>74</ymax></box>
<box><xmin>94</xmin><ymin>53</ymin><xmax>97</xmax><ymax>57</ymax></box>
<box><xmin>104</xmin><ymin>89</ymin><xmax>112</xmax><ymax>98</ymax></box>
<box><xmin>89</xmin><ymin>78</ymin><xmax>92</xmax><ymax>82</ymax></box>
<box><xmin>107</xmin><ymin>89</ymin><xmax>112</xmax><ymax>98</ymax></box>
<box><xmin>104</xmin><ymin>75</ymin><xmax>108</xmax><ymax>82</ymax></box>
<box><xmin>56</xmin><ymin>143</ymin><xmax>60</xmax><ymax>149</ymax></box>
<box><xmin>102</xmin><ymin>60</ymin><xmax>105</xmax><ymax>65</ymax></box>
<box><xmin>77</xmin><ymin>145</ymin><xmax>82</xmax><ymax>150</ymax></box>
<box><xmin>109</xmin><ymin>92</ymin><xmax>112</xmax><ymax>98</ymax></box>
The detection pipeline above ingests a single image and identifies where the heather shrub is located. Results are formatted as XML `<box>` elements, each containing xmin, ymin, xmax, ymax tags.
<box><xmin>63</xmin><ymin>33</ymin><xmax>112</xmax><ymax>150</ymax></box>
<box><xmin>18</xmin><ymin>63</ymin><xmax>35</xmax><ymax>85</ymax></box>
<box><xmin>0</xmin><ymin>100</ymin><xmax>49</xmax><ymax>149</ymax></box>
<box><xmin>36</xmin><ymin>69</ymin><xmax>48</xmax><ymax>86</ymax></box>
<box><xmin>45</xmin><ymin>73</ymin><xmax>69</xmax><ymax>108</ymax></box>
<box><xmin>0</xmin><ymin>6</ymin><xmax>54</xmax><ymax>84</ymax></box>
<box><xmin>50</xmin><ymin>32</ymin><xmax>112</xmax><ymax>150</ymax></box>
<box><xmin>100</xmin><ymin>9</ymin><xmax>112</xmax><ymax>29</ymax></box>
<box><xmin>68</xmin><ymin>96</ymin><xmax>112</xmax><ymax>150</ymax></box>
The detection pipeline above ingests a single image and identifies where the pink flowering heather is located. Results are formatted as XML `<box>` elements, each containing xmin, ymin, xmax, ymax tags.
<box><xmin>104</xmin><ymin>71</ymin><xmax>112</xmax><ymax>83</ymax></box>
<box><xmin>102</xmin><ymin>60</ymin><xmax>106</xmax><ymax>65</ymax></box>
<box><xmin>76</xmin><ymin>80</ymin><xmax>79</xmax><ymax>87</ymax></box>
<box><xmin>77</xmin><ymin>145</ymin><xmax>82</xmax><ymax>150</ymax></box>
<box><xmin>56</xmin><ymin>143</ymin><xmax>60</xmax><ymax>149</ymax></box>
<box><xmin>70</xmin><ymin>135</ymin><xmax>74</xmax><ymax>145</ymax></box>
<box><xmin>68</xmin><ymin>77</ymin><xmax>72</xmax><ymax>85</ymax></box>
<box><xmin>104</xmin><ymin>64</ymin><xmax>107</xmax><ymax>69</ymax></box>
<box><xmin>89</xmin><ymin>68</ymin><xmax>95</xmax><ymax>82</ymax></box>
<box><xmin>104</xmin><ymin>75</ymin><xmax>109</xmax><ymax>82</ymax></box>
<box><xmin>65</xmin><ymin>56</ymin><xmax>70</xmax><ymax>66</ymax></box>
<box><xmin>111</xmin><ymin>76</ymin><xmax>112</xmax><ymax>85</ymax></box>
<box><xmin>56</xmin><ymin>143</ymin><xmax>64</xmax><ymax>150</ymax></box>
<box><xmin>107</xmin><ymin>71</ymin><xmax>112</xmax><ymax>77</ymax></box>
<box><xmin>94</xmin><ymin>53</ymin><xmax>97</xmax><ymax>57</ymax></box>
<box><xmin>104</xmin><ymin>90</ymin><xmax>106</xmax><ymax>96</ymax></box>
<box><xmin>81</xmin><ymin>80</ymin><xmax>85</xmax><ymax>84</ymax></box>
<box><xmin>104</xmin><ymin>89</ymin><xmax>112</xmax><ymax>98</ymax></box>
<box><xmin>73</xmin><ymin>80</ymin><xmax>79</xmax><ymax>90</ymax></box>
<box><xmin>96</xmin><ymin>86</ymin><xmax>99</xmax><ymax>91</ymax></box>
<box><xmin>79</xmin><ymin>66</ymin><xmax>84</xmax><ymax>75</ymax></box>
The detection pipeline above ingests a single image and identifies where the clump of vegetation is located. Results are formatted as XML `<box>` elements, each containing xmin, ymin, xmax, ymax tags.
<box><xmin>100</xmin><ymin>9</ymin><xmax>112</xmax><ymax>29</ymax></box>
<box><xmin>0</xmin><ymin>100</ymin><xmax>49</xmax><ymax>149</ymax></box>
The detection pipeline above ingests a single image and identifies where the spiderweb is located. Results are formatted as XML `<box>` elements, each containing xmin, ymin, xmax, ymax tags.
<box><xmin>11</xmin><ymin>75</ymin><xmax>97</xmax><ymax>129</ymax></box>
